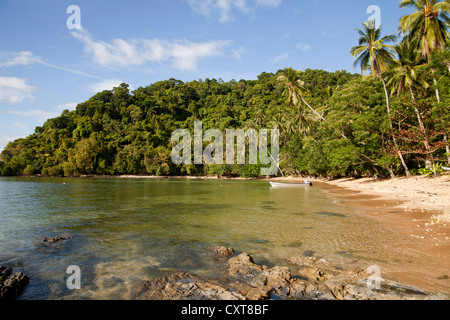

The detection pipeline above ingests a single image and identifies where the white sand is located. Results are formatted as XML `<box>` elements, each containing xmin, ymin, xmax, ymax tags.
<box><xmin>315</xmin><ymin>175</ymin><xmax>450</xmax><ymax>222</ymax></box>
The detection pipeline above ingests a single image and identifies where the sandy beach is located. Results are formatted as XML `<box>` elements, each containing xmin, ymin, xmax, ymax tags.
<box><xmin>317</xmin><ymin>175</ymin><xmax>450</xmax><ymax>219</ymax></box>
<box><xmin>266</xmin><ymin>174</ymin><xmax>450</xmax><ymax>293</ymax></box>
<box><xmin>307</xmin><ymin>175</ymin><xmax>450</xmax><ymax>294</ymax></box>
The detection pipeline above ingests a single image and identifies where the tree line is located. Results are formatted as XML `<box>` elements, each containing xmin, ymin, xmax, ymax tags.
<box><xmin>0</xmin><ymin>0</ymin><xmax>448</xmax><ymax>178</ymax></box>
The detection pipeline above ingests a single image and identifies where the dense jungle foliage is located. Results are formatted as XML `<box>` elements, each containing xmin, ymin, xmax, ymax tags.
<box><xmin>1</xmin><ymin>1</ymin><xmax>449</xmax><ymax>178</ymax></box>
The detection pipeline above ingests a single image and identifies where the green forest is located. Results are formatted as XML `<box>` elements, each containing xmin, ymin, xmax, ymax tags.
<box><xmin>1</xmin><ymin>0</ymin><xmax>449</xmax><ymax>178</ymax></box>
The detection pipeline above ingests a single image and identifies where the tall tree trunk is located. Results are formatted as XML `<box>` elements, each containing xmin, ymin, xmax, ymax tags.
<box><xmin>444</xmin><ymin>133</ymin><xmax>450</xmax><ymax>165</ymax></box>
<box><xmin>432</xmin><ymin>71</ymin><xmax>450</xmax><ymax>164</ymax></box>
<box><xmin>380</xmin><ymin>76</ymin><xmax>411</xmax><ymax>176</ymax></box>
<box><xmin>388</xmin><ymin>166</ymin><xmax>395</xmax><ymax>179</ymax></box>
<box><xmin>409</xmin><ymin>86</ymin><xmax>433</xmax><ymax>169</ymax></box>
<box><xmin>432</xmin><ymin>70</ymin><xmax>441</xmax><ymax>103</ymax></box>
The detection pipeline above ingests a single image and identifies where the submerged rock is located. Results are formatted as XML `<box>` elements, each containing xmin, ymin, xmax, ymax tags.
<box><xmin>206</xmin><ymin>246</ymin><xmax>235</xmax><ymax>257</ymax></box>
<box><xmin>37</xmin><ymin>235</ymin><xmax>73</xmax><ymax>253</ymax></box>
<box><xmin>0</xmin><ymin>266</ymin><xmax>29</xmax><ymax>300</ymax></box>
<box><xmin>39</xmin><ymin>235</ymin><xmax>72</xmax><ymax>243</ymax></box>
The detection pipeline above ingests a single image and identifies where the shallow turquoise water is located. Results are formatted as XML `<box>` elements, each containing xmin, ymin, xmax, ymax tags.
<box><xmin>0</xmin><ymin>177</ymin><xmax>397</xmax><ymax>299</ymax></box>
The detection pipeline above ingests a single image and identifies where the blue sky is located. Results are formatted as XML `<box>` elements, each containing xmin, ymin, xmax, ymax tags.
<box><xmin>0</xmin><ymin>0</ymin><xmax>414</xmax><ymax>151</ymax></box>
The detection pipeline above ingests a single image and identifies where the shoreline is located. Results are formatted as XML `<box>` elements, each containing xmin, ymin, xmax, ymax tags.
<box><xmin>314</xmin><ymin>175</ymin><xmax>450</xmax><ymax>220</ymax></box>
<box><xmin>309</xmin><ymin>176</ymin><xmax>450</xmax><ymax>294</ymax></box>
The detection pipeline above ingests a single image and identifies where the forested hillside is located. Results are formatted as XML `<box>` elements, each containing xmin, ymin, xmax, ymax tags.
<box><xmin>0</xmin><ymin>70</ymin><xmax>356</xmax><ymax>177</ymax></box>
<box><xmin>0</xmin><ymin>63</ymin><xmax>447</xmax><ymax>178</ymax></box>
<box><xmin>1</xmin><ymin>1</ymin><xmax>449</xmax><ymax>178</ymax></box>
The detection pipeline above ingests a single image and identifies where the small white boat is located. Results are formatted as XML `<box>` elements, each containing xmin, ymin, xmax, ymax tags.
<box><xmin>443</xmin><ymin>166</ymin><xmax>450</xmax><ymax>171</ymax></box>
<box><xmin>270</xmin><ymin>179</ymin><xmax>312</xmax><ymax>187</ymax></box>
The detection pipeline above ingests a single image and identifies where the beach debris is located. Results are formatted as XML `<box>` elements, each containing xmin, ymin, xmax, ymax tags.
<box><xmin>0</xmin><ymin>266</ymin><xmax>29</xmax><ymax>300</ymax></box>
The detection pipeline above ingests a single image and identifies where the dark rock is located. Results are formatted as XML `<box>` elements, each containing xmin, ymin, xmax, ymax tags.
<box><xmin>37</xmin><ymin>235</ymin><xmax>73</xmax><ymax>253</ymax></box>
<box><xmin>134</xmin><ymin>272</ymin><xmax>245</xmax><ymax>300</ymax></box>
<box><xmin>40</xmin><ymin>235</ymin><xmax>72</xmax><ymax>243</ymax></box>
<box><xmin>0</xmin><ymin>266</ymin><xmax>12</xmax><ymax>283</ymax></box>
<box><xmin>206</xmin><ymin>246</ymin><xmax>235</xmax><ymax>257</ymax></box>
<box><xmin>0</xmin><ymin>267</ymin><xmax>29</xmax><ymax>300</ymax></box>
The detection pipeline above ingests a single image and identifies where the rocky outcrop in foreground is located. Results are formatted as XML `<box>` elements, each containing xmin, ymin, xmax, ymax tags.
<box><xmin>0</xmin><ymin>266</ymin><xmax>29</xmax><ymax>300</ymax></box>
<box><xmin>134</xmin><ymin>248</ymin><xmax>448</xmax><ymax>300</ymax></box>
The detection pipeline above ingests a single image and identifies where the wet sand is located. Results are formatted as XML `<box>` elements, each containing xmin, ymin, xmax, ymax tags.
<box><xmin>307</xmin><ymin>177</ymin><xmax>450</xmax><ymax>294</ymax></box>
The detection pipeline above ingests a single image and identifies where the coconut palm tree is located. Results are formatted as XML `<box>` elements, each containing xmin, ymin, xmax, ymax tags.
<box><xmin>386</xmin><ymin>40</ymin><xmax>429</xmax><ymax>99</ymax></box>
<box><xmin>277</xmin><ymin>68</ymin><xmax>325</xmax><ymax>121</ymax></box>
<box><xmin>289</xmin><ymin>105</ymin><xmax>314</xmax><ymax>137</ymax></box>
<box><xmin>399</xmin><ymin>0</ymin><xmax>449</xmax><ymax>62</ymax></box>
<box><xmin>351</xmin><ymin>20</ymin><xmax>397</xmax><ymax>76</ymax></box>
<box><xmin>387</xmin><ymin>40</ymin><xmax>435</xmax><ymax>168</ymax></box>
<box><xmin>351</xmin><ymin>20</ymin><xmax>412</xmax><ymax>176</ymax></box>
<box><xmin>399</xmin><ymin>0</ymin><xmax>449</xmax><ymax>104</ymax></box>
<box><xmin>399</xmin><ymin>1</ymin><xmax>450</xmax><ymax>164</ymax></box>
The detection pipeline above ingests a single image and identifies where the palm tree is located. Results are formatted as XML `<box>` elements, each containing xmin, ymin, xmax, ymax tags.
<box><xmin>387</xmin><ymin>40</ymin><xmax>434</xmax><ymax>168</ymax></box>
<box><xmin>351</xmin><ymin>20</ymin><xmax>412</xmax><ymax>176</ymax></box>
<box><xmin>351</xmin><ymin>20</ymin><xmax>397</xmax><ymax>78</ymax></box>
<box><xmin>386</xmin><ymin>40</ymin><xmax>429</xmax><ymax>99</ymax></box>
<box><xmin>399</xmin><ymin>0</ymin><xmax>450</xmax><ymax>164</ymax></box>
<box><xmin>254</xmin><ymin>108</ymin><xmax>265</xmax><ymax>127</ymax></box>
<box><xmin>288</xmin><ymin>105</ymin><xmax>314</xmax><ymax>137</ymax></box>
<box><xmin>399</xmin><ymin>0</ymin><xmax>449</xmax><ymax>63</ymax></box>
<box><xmin>269</xmin><ymin>113</ymin><xmax>289</xmax><ymax>146</ymax></box>
<box><xmin>277</xmin><ymin>68</ymin><xmax>325</xmax><ymax>121</ymax></box>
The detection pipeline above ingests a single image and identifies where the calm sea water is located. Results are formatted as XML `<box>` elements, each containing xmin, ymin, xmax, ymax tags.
<box><xmin>0</xmin><ymin>177</ymin><xmax>398</xmax><ymax>300</ymax></box>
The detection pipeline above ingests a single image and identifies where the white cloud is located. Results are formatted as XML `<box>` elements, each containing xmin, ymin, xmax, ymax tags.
<box><xmin>8</xmin><ymin>110</ymin><xmax>59</xmax><ymax>121</ymax></box>
<box><xmin>272</xmin><ymin>51</ymin><xmax>289</xmax><ymax>63</ymax></box>
<box><xmin>296</xmin><ymin>42</ymin><xmax>311</xmax><ymax>52</ymax></box>
<box><xmin>88</xmin><ymin>79</ymin><xmax>125</xmax><ymax>93</ymax></box>
<box><xmin>0</xmin><ymin>135</ymin><xmax>22</xmax><ymax>151</ymax></box>
<box><xmin>0</xmin><ymin>76</ymin><xmax>36</xmax><ymax>104</ymax></box>
<box><xmin>321</xmin><ymin>31</ymin><xmax>341</xmax><ymax>38</ymax></box>
<box><xmin>13</xmin><ymin>122</ymin><xmax>28</xmax><ymax>129</ymax></box>
<box><xmin>38</xmin><ymin>61</ymin><xmax>102</xmax><ymax>79</ymax></box>
<box><xmin>255</xmin><ymin>0</ymin><xmax>282</xmax><ymax>6</ymax></box>
<box><xmin>0</xmin><ymin>135</ymin><xmax>21</xmax><ymax>142</ymax></box>
<box><xmin>232</xmin><ymin>46</ymin><xmax>247</xmax><ymax>60</ymax></box>
<box><xmin>0</xmin><ymin>50</ymin><xmax>101</xmax><ymax>79</ymax></box>
<box><xmin>0</xmin><ymin>51</ymin><xmax>39</xmax><ymax>67</ymax></box>
<box><xmin>186</xmin><ymin>0</ymin><xmax>282</xmax><ymax>22</ymax></box>
<box><xmin>72</xmin><ymin>29</ymin><xmax>229</xmax><ymax>71</ymax></box>
<box><xmin>54</xmin><ymin>102</ymin><xmax>77</xmax><ymax>111</ymax></box>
